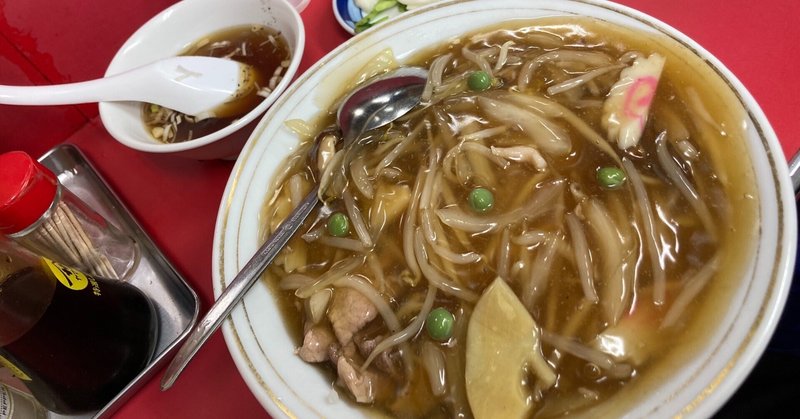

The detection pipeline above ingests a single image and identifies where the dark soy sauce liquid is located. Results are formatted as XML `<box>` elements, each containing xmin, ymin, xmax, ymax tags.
<box><xmin>0</xmin><ymin>266</ymin><xmax>157</xmax><ymax>414</ymax></box>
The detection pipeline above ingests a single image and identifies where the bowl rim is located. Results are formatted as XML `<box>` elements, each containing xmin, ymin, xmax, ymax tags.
<box><xmin>214</xmin><ymin>0</ymin><xmax>797</xmax><ymax>417</ymax></box>
<box><xmin>98</xmin><ymin>0</ymin><xmax>306</xmax><ymax>154</ymax></box>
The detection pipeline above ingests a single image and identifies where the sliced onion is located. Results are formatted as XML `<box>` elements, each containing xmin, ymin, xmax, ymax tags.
<box><xmin>301</xmin><ymin>225</ymin><xmax>324</xmax><ymax>242</ymax></box>
<box><xmin>421</xmin><ymin>341</ymin><xmax>447</xmax><ymax>396</ymax></box>
<box><xmin>566</xmin><ymin>213</ymin><xmax>599</xmax><ymax>303</ymax></box>
<box><xmin>655</xmin><ymin>132</ymin><xmax>717</xmax><ymax>240</ymax></box>
<box><xmin>518</xmin><ymin>50</ymin><xmax>613</xmax><ymax>91</ymax></box>
<box><xmin>420</xmin><ymin>209</ymin><xmax>438</xmax><ymax>244</ymax></box>
<box><xmin>317</xmin><ymin>150</ymin><xmax>345</xmax><ymax>199</ymax></box>
<box><xmin>402</xmin><ymin>165</ymin><xmax>426</xmax><ymax>279</ymax></box>
<box><xmin>344</xmin><ymin>190</ymin><xmax>374</xmax><ymax>248</ymax></box>
<box><xmin>362</xmin><ymin>285</ymin><xmax>436</xmax><ymax>369</ymax></box>
<box><xmin>288</xmin><ymin>173</ymin><xmax>307</xmax><ymax>209</ymax></box>
<box><xmin>308</xmin><ymin>289</ymin><xmax>332</xmax><ymax>324</ymax></box>
<box><xmin>522</xmin><ymin>234</ymin><xmax>560</xmax><ymax>309</ymax></box>
<box><xmin>428</xmin><ymin>243</ymin><xmax>481</xmax><ymax>265</ymax></box>
<box><xmin>460</xmin><ymin>126</ymin><xmax>507</xmax><ymax>141</ymax></box>
<box><xmin>423</xmin><ymin>53</ymin><xmax>453</xmax><ymax>103</ymax></box>
<box><xmin>542</xmin><ymin>330</ymin><xmax>630</xmax><ymax>376</ymax></box>
<box><xmin>414</xmin><ymin>229</ymin><xmax>479</xmax><ymax>302</ymax></box>
<box><xmin>498</xmin><ymin>92</ymin><xmax>620</xmax><ymax>164</ymax></box>
<box><xmin>375</xmin><ymin>134</ymin><xmax>414</xmax><ymax>176</ymax></box>
<box><xmin>436</xmin><ymin>179</ymin><xmax>565</xmax><ymax>234</ymax></box>
<box><xmin>366</xmin><ymin>253</ymin><xmax>387</xmax><ymax>294</ymax></box>
<box><xmin>316</xmin><ymin>236</ymin><xmax>369</xmax><ymax>253</ymax></box>
<box><xmin>546</xmin><ymin>64</ymin><xmax>625</xmax><ymax>96</ymax></box>
<box><xmin>279</xmin><ymin>273</ymin><xmax>316</xmax><ymax>290</ymax></box>
<box><xmin>513</xmin><ymin>230</ymin><xmax>548</xmax><ymax>246</ymax></box>
<box><xmin>477</xmin><ymin>97</ymin><xmax>571</xmax><ymax>157</ymax></box>
<box><xmin>349</xmin><ymin>155</ymin><xmax>374</xmax><ymax>199</ymax></box>
<box><xmin>582</xmin><ymin>199</ymin><xmax>630</xmax><ymax>326</ymax></box>
<box><xmin>494</xmin><ymin>40</ymin><xmax>515</xmax><ymax>71</ymax></box>
<box><xmin>420</xmin><ymin>149</ymin><xmax>442</xmax><ymax>210</ymax></box>
<box><xmin>622</xmin><ymin>158</ymin><xmax>666</xmax><ymax>305</ymax></box>
<box><xmin>462</xmin><ymin>45</ymin><xmax>493</xmax><ymax>76</ymax></box>
<box><xmin>490</xmin><ymin>146</ymin><xmax>547</xmax><ymax>171</ymax></box>
<box><xmin>661</xmin><ymin>254</ymin><xmax>720</xmax><ymax>328</ymax></box>
<box><xmin>295</xmin><ymin>256</ymin><xmax>366</xmax><ymax>298</ymax></box>
<box><xmin>460</xmin><ymin>142</ymin><xmax>511</xmax><ymax>169</ymax></box>
<box><xmin>497</xmin><ymin>227</ymin><xmax>512</xmax><ymax>280</ymax></box>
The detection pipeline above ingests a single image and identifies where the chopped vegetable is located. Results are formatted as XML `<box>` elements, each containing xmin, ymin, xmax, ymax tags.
<box><xmin>596</xmin><ymin>166</ymin><xmax>626</xmax><ymax>189</ymax></box>
<box><xmin>327</xmin><ymin>212</ymin><xmax>350</xmax><ymax>237</ymax></box>
<box><xmin>355</xmin><ymin>0</ymin><xmax>407</xmax><ymax>33</ymax></box>
<box><xmin>465</xmin><ymin>278</ymin><xmax>556</xmax><ymax>419</ymax></box>
<box><xmin>369</xmin><ymin>183</ymin><xmax>411</xmax><ymax>231</ymax></box>
<box><xmin>467</xmin><ymin>71</ymin><xmax>492</xmax><ymax>91</ymax></box>
<box><xmin>594</xmin><ymin>301</ymin><xmax>663</xmax><ymax>366</ymax></box>
<box><xmin>468</xmin><ymin>187</ymin><xmax>494</xmax><ymax>213</ymax></box>
<box><xmin>426</xmin><ymin>307</ymin><xmax>455</xmax><ymax>341</ymax></box>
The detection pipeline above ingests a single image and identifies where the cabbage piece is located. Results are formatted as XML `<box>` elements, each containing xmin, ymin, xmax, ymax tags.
<box><xmin>465</xmin><ymin>278</ymin><xmax>555</xmax><ymax>419</ymax></box>
<box><xmin>602</xmin><ymin>53</ymin><xmax>665</xmax><ymax>149</ymax></box>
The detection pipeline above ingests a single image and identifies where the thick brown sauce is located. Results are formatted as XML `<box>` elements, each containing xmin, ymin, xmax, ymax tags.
<box><xmin>260</xmin><ymin>17</ymin><xmax>757</xmax><ymax>418</ymax></box>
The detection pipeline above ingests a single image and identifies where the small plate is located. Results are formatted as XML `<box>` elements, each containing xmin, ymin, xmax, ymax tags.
<box><xmin>332</xmin><ymin>0</ymin><xmax>363</xmax><ymax>35</ymax></box>
<box><xmin>332</xmin><ymin>0</ymin><xmax>407</xmax><ymax>35</ymax></box>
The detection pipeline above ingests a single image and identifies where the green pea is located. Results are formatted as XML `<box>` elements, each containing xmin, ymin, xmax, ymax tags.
<box><xmin>327</xmin><ymin>212</ymin><xmax>349</xmax><ymax>237</ymax></box>
<box><xmin>468</xmin><ymin>187</ymin><xmax>494</xmax><ymax>213</ymax></box>
<box><xmin>597</xmin><ymin>166</ymin><xmax>626</xmax><ymax>189</ymax></box>
<box><xmin>426</xmin><ymin>307</ymin><xmax>455</xmax><ymax>341</ymax></box>
<box><xmin>467</xmin><ymin>71</ymin><xmax>492</xmax><ymax>91</ymax></box>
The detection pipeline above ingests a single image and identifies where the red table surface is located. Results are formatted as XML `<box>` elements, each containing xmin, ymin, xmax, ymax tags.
<box><xmin>1</xmin><ymin>0</ymin><xmax>798</xmax><ymax>418</ymax></box>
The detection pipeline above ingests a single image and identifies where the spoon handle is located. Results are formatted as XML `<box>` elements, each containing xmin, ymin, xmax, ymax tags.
<box><xmin>160</xmin><ymin>185</ymin><xmax>320</xmax><ymax>390</ymax></box>
<box><xmin>789</xmin><ymin>149</ymin><xmax>800</xmax><ymax>195</ymax></box>
<box><xmin>0</xmin><ymin>57</ymin><xmax>244</xmax><ymax>116</ymax></box>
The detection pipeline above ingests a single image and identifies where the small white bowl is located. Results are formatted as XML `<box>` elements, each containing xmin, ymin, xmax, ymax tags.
<box><xmin>99</xmin><ymin>0</ymin><xmax>306</xmax><ymax>160</ymax></box>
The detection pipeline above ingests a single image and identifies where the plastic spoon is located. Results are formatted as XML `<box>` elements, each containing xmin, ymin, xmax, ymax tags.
<box><xmin>160</xmin><ymin>66</ymin><xmax>429</xmax><ymax>390</ymax></box>
<box><xmin>0</xmin><ymin>56</ymin><xmax>259</xmax><ymax>118</ymax></box>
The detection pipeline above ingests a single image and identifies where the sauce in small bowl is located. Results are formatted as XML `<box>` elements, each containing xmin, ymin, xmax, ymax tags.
<box><xmin>143</xmin><ymin>25</ymin><xmax>291</xmax><ymax>144</ymax></box>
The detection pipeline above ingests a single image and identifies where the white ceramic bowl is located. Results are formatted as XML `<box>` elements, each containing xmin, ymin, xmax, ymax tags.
<box><xmin>214</xmin><ymin>0</ymin><xmax>797</xmax><ymax>417</ymax></box>
<box><xmin>99</xmin><ymin>0</ymin><xmax>306</xmax><ymax>160</ymax></box>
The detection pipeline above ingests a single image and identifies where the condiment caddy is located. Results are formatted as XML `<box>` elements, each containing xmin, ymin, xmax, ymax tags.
<box><xmin>2</xmin><ymin>144</ymin><xmax>199</xmax><ymax>419</ymax></box>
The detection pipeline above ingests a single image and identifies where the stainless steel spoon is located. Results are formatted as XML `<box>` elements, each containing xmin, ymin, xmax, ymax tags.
<box><xmin>160</xmin><ymin>66</ymin><xmax>428</xmax><ymax>390</ymax></box>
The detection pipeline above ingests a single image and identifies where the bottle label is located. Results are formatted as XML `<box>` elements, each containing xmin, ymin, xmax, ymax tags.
<box><xmin>42</xmin><ymin>258</ymin><xmax>89</xmax><ymax>291</ymax></box>
<box><xmin>0</xmin><ymin>356</ymin><xmax>30</xmax><ymax>382</ymax></box>
<box><xmin>0</xmin><ymin>384</ymin><xmax>12</xmax><ymax>419</ymax></box>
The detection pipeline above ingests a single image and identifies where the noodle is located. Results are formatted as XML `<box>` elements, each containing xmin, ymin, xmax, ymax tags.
<box><xmin>260</xmin><ymin>18</ymin><xmax>751</xmax><ymax>418</ymax></box>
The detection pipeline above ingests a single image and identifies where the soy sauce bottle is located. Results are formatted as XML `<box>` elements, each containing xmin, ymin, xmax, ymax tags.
<box><xmin>0</xmin><ymin>241</ymin><xmax>158</xmax><ymax>414</ymax></box>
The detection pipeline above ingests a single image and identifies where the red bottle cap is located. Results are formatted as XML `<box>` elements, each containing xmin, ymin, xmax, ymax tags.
<box><xmin>0</xmin><ymin>151</ymin><xmax>58</xmax><ymax>234</ymax></box>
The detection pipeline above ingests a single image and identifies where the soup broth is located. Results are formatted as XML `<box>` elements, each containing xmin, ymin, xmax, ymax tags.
<box><xmin>260</xmin><ymin>17</ymin><xmax>757</xmax><ymax>418</ymax></box>
<box><xmin>142</xmin><ymin>25</ymin><xmax>291</xmax><ymax>143</ymax></box>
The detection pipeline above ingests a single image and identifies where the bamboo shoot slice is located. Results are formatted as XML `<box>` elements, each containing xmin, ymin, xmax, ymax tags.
<box><xmin>465</xmin><ymin>278</ymin><xmax>556</xmax><ymax>419</ymax></box>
